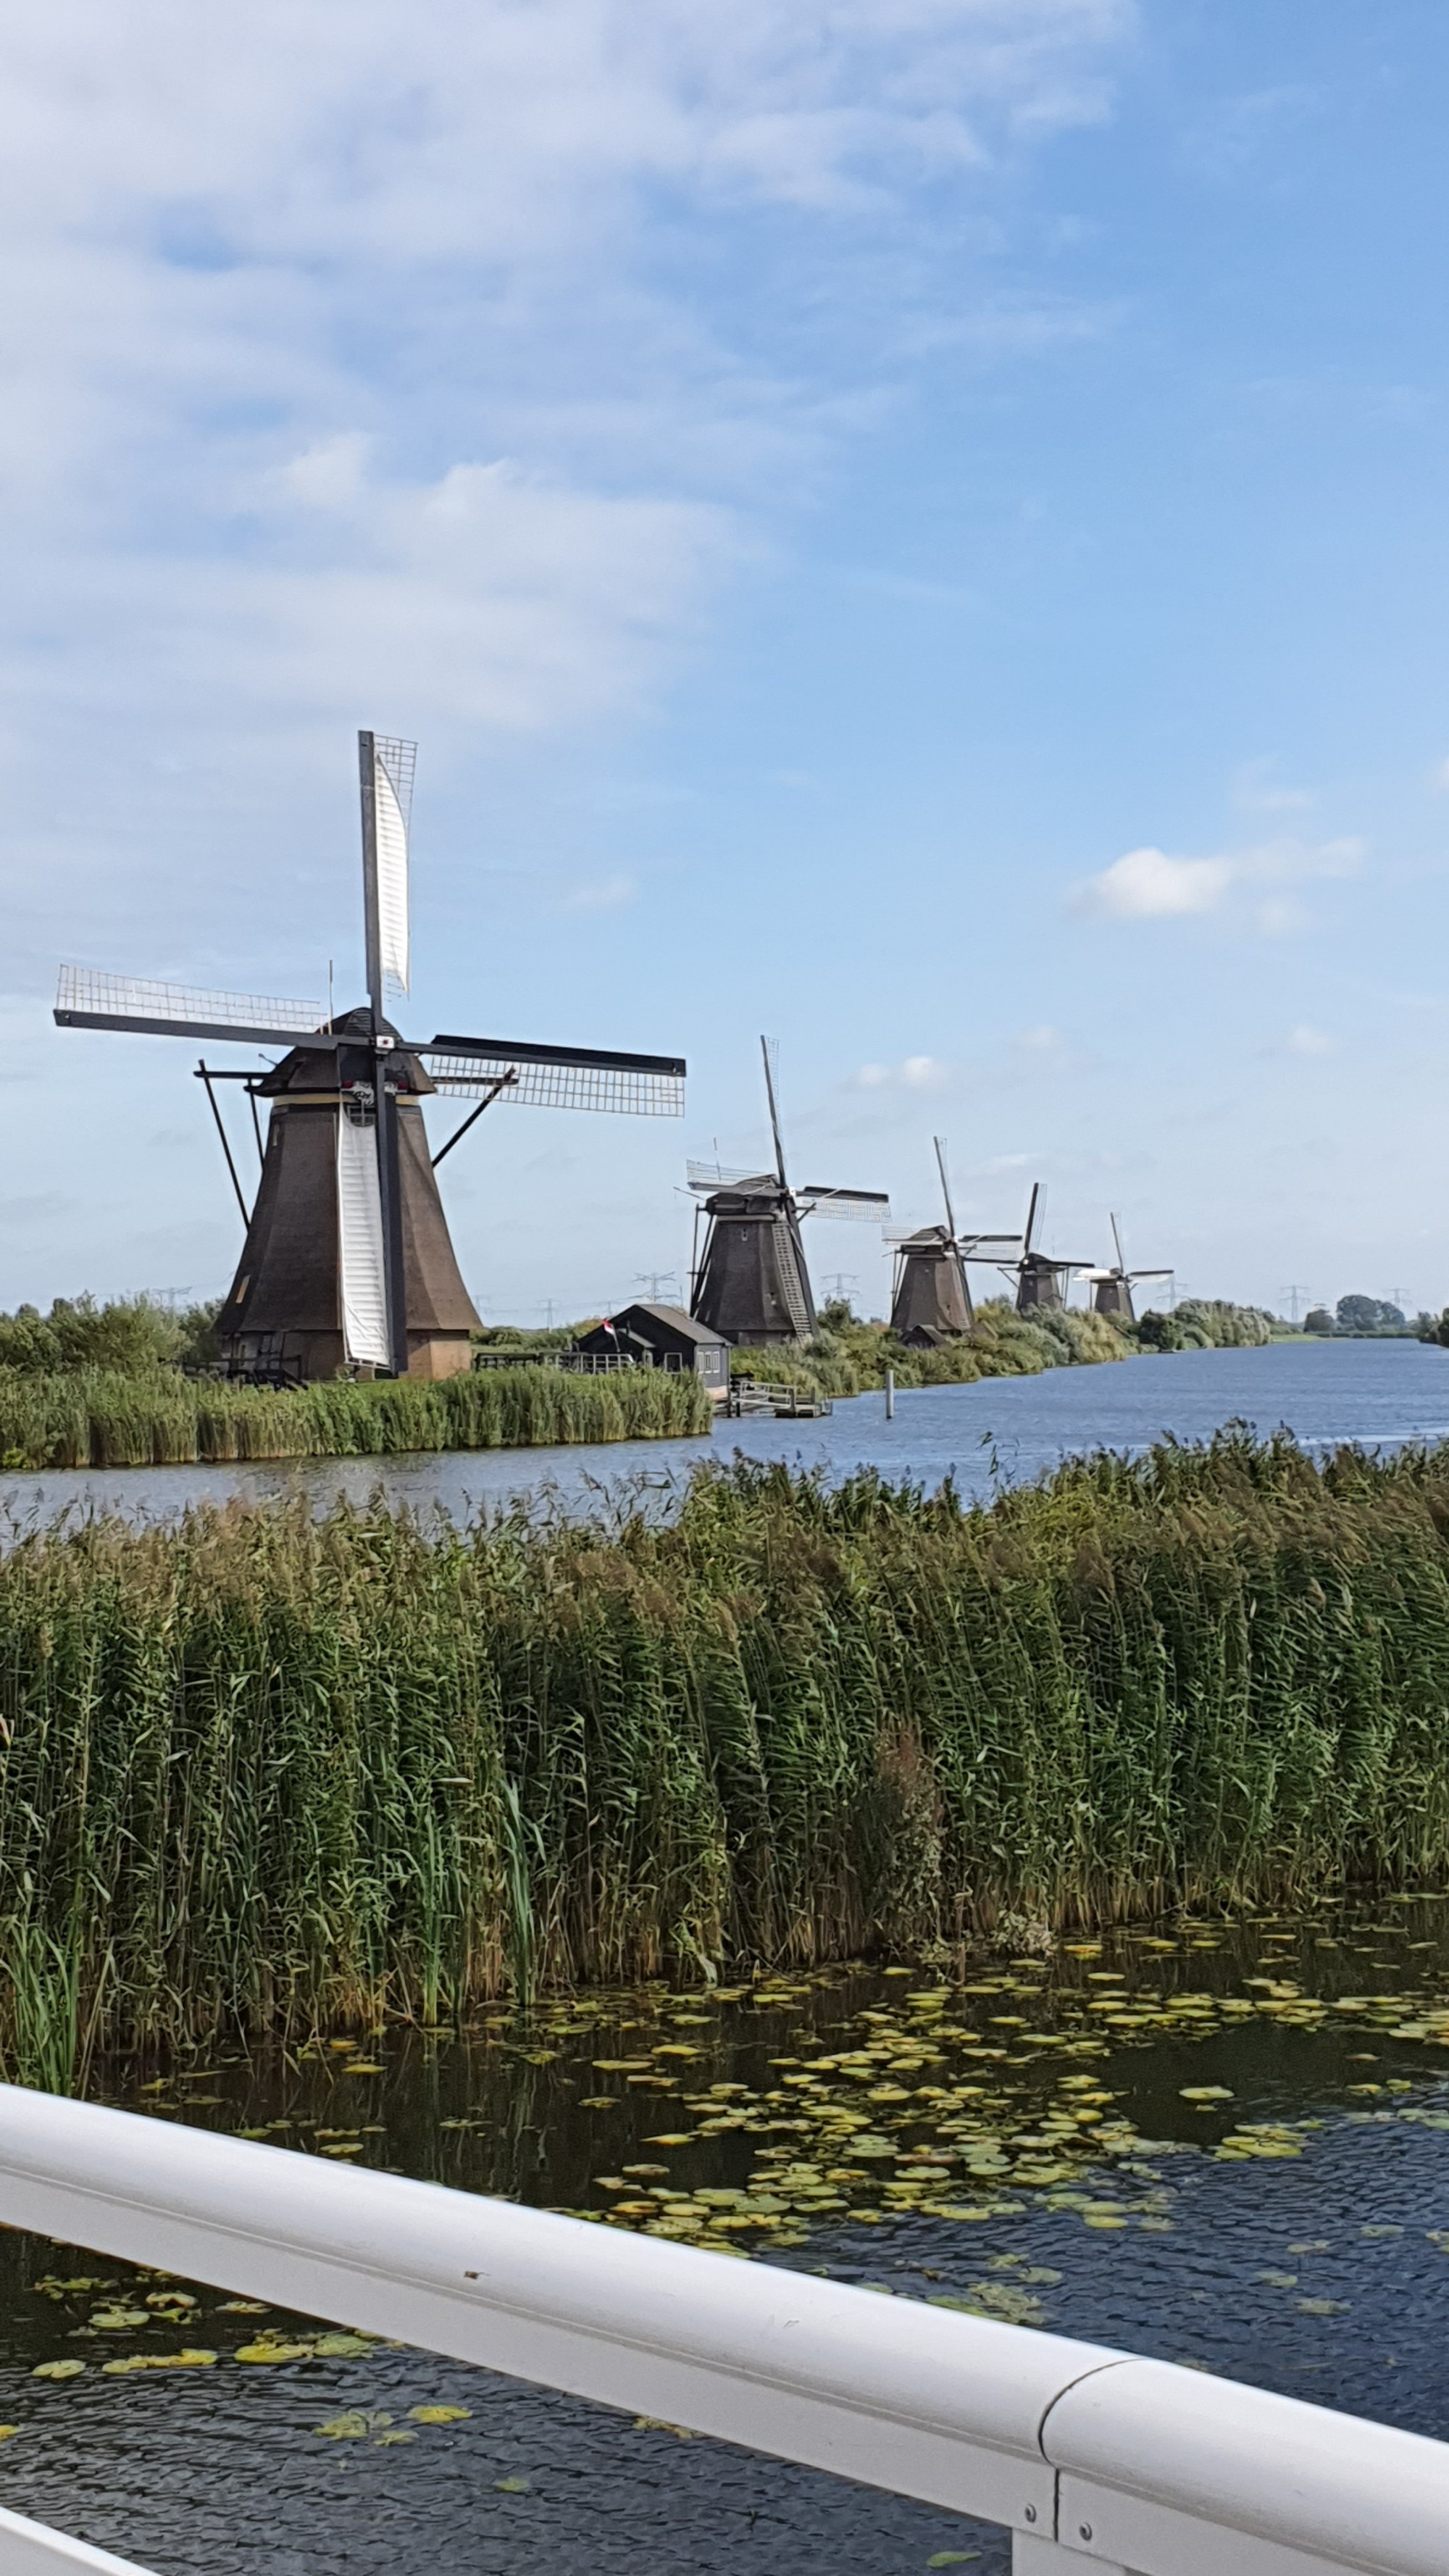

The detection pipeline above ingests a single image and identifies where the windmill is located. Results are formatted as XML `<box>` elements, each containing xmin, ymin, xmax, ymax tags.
<box><xmin>888</xmin><ymin>1138</ymin><xmax>1020</xmax><ymax>1345</ymax></box>
<box><xmin>688</xmin><ymin>1038</ymin><xmax>888</xmax><ymax>1345</ymax></box>
<box><xmin>55</xmin><ymin>731</ymin><xmax>685</xmax><ymax>1385</ymax></box>
<box><xmin>1077</xmin><ymin>1214</ymin><xmax>1172</xmax><ymax>1325</ymax></box>
<box><xmin>1006</xmin><ymin>1183</ymin><xmax>1090</xmax><ymax>1316</ymax></box>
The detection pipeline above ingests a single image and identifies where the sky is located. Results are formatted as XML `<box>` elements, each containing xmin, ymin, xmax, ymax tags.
<box><xmin>5</xmin><ymin>0</ymin><xmax>1449</xmax><ymax>1324</ymax></box>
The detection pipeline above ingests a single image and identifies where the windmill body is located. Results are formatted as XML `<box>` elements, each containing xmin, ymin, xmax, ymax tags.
<box><xmin>1009</xmin><ymin>1184</ymin><xmax>1089</xmax><ymax>1317</ymax></box>
<box><xmin>56</xmin><ymin>734</ymin><xmax>685</xmax><ymax>1384</ymax></box>
<box><xmin>689</xmin><ymin>1042</ymin><xmax>888</xmax><ymax>1346</ymax></box>
<box><xmin>691</xmin><ymin>1175</ymin><xmax>817</xmax><ymax>1344</ymax></box>
<box><xmin>1078</xmin><ymin>1215</ymin><xmax>1172</xmax><ymax>1327</ymax></box>
<box><xmin>891</xmin><ymin>1227</ymin><xmax>972</xmax><ymax>1342</ymax></box>
<box><xmin>889</xmin><ymin>1138</ymin><xmax>1019</xmax><ymax>1346</ymax></box>
<box><xmin>213</xmin><ymin>1010</ymin><xmax>480</xmax><ymax>1381</ymax></box>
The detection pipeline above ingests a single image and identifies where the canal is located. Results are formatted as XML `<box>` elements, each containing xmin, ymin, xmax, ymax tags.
<box><xmin>4</xmin><ymin>1896</ymin><xmax>1449</xmax><ymax>2571</ymax></box>
<box><xmin>5</xmin><ymin>1334</ymin><xmax>1449</xmax><ymax>1534</ymax></box>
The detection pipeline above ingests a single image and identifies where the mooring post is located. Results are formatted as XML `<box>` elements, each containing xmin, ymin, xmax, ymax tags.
<box><xmin>885</xmin><ymin>1369</ymin><xmax>895</xmax><ymax>1419</ymax></box>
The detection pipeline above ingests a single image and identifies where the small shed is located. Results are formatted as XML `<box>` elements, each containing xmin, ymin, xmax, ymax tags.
<box><xmin>575</xmin><ymin>1304</ymin><xmax>730</xmax><ymax>1401</ymax></box>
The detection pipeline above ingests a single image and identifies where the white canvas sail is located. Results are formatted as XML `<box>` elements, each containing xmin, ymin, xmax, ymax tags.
<box><xmin>372</xmin><ymin>745</ymin><xmax>411</xmax><ymax>996</ymax></box>
<box><xmin>336</xmin><ymin>1109</ymin><xmax>390</xmax><ymax>1367</ymax></box>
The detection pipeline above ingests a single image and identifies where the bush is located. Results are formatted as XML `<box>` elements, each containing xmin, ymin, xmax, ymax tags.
<box><xmin>1139</xmin><ymin>1301</ymin><xmax>1274</xmax><ymax>1352</ymax></box>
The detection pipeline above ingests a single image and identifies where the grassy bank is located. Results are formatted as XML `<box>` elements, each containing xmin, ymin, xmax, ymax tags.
<box><xmin>730</xmin><ymin>1295</ymin><xmax>1274</xmax><ymax>1399</ymax></box>
<box><xmin>4</xmin><ymin>1429</ymin><xmax>1449</xmax><ymax>2075</ymax></box>
<box><xmin>0</xmin><ymin>1362</ymin><xmax>711</xmax><ymax>1472</ymax></box>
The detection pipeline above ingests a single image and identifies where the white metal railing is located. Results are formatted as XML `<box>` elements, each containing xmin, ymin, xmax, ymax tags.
<box><xmin>0</xmin><ymin>2088</ymin><xmax>1445</xmax><ymax>2576</ymax></box>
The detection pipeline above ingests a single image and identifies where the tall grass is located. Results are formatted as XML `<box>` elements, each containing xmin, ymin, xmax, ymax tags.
<box><xmin>0</xmin><ymin>1362</ymin><xmax>711</xmax><ymax>1472</ymax></box>
<box><xmin>5</xmin><ymin>1428</ymin><xmax>1449</xmax><ymax>2069</ymax></box>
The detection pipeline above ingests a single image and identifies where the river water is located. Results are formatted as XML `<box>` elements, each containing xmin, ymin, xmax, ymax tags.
<box><xmin>4</xmin><ymin>1901</ymin><xmax>1449</xmax><ymax>2571</ymax></box>
<box><xmin>6</xmin><ymin>1336</ymin><xmax>1449</xmax><ymax>1534</ymax></box>
<box><xmin>4</xmin><ymin>1337</ymin><xmax>1449</xmax><ymax>2567</ymax></box>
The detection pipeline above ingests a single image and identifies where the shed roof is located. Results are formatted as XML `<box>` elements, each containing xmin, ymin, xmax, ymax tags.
<box><xmin>606</xmin><ymin>1302</ymin><xmax>727</xmax><ymax>1346</ymax></box>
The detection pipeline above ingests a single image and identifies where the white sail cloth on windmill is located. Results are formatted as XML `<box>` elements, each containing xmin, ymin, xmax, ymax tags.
<box><xmin>335</xmin><ymin>733</ymin><xmax>416</xmax><ymax>1367</ymax></box>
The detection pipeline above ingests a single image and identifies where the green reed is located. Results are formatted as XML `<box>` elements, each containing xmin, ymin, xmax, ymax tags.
<box><xmin>6</xmin><ymin>1427</ymin><xmax>1449</xmax><ymax>2074</ymax></box>
<box><xmin>0</xmin><ymin>1362</ymin><xmax>711</xmax><ymax>1471</ymax></box>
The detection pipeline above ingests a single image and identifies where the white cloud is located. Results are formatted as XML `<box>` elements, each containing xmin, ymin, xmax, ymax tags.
<box><xmin>1073</xmin><ymin>846</ymin><xmax>1233</xmax><ymax>920</ymax></box>
<box><xmin>1287</xmin><ymin>1024</ymin><xmax>1335</xmax><ymax>1056</ymax></box>
<box><xmin>0</xmin><ymin>0</ymin><xmax>1134</xmax><ymax>971</ymax></box>
<box><xmin>856</xmin><ymin>1054</ymin><xmax>948</xmax><ymax>1089</ymax></box>
<box><xmin>1072</xmin><ymin>833</ymin><xmax>1364</xmax><ymax>928</ymax></box>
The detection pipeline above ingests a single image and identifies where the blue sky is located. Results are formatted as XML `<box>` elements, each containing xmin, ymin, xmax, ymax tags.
<box><xmin>5</xmin><ymin>0</ymin><xmax>1449</xmax><ymax>1322</ymax></box>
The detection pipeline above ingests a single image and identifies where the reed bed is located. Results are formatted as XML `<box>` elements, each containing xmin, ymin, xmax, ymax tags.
<box><xmin>0</xmin><ymin>1362</ymin><xmax>711</xmax><ymax>1471</ymax></box>
<box><xmin>4</xmin><ymin>1428</ymin><xmax>1449</xmax><ymax>2075</ymax></box>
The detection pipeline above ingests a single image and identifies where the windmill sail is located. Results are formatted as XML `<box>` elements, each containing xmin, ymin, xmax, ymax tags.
<box><xmin>56</xmin><ymin>967</ymin><xmax>330</xmax><ymax>1049</ymax></box>
<box><xmin>372</xmin><ymin>736</ymin><xmax>413</xmax><ymax>996</ymax></box>
<box><xmin>336</xmin><ymin>1104</ymin><xmax>391</xmax><ymax>1367</ymax></box>
<box><xmin>798</xmin><ymin>1187</ymin><xmax>892</xmax><ymax>1221</ymax></box>
<box><xmin>359</xmin><ymin>730</ymin><xmax>415</xmax><ymax>1012</ymax></box>
<box><xmin>425</xmin><ymin>1036</ymin><xmax>685</xmax><ymax>1117</ymax></box>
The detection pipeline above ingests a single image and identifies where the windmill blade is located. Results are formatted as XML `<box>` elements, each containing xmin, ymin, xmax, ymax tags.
<box><xmin>1023</xmin><ymin>1181</ymin><xmax>1043</xmax><ymax>1254</ymax></box>
<box><xmin>798</xmin><ymin>1187</ymin><xmax>891</xmax><ymax>1224</ymax></box>
<box><xmin>687</xmin><ymin>1159</ymin><xmax>757</xmax><ymax>1189</ymax></box>
<box><xmin>959</xmin><ymin>1231</ymin><xmax>1022</xmax><ymax>1253</ymax></box>
<box><xmin>1127</xmin><ymin>1266</ymin><xmax>1174</xmax><ymax>1283</ymax></box>
<box><xmin>933</xmin><ymin>1136</ymin><xmax>959</xmax><ymax>1242</ymax></box>
<box><xmin>56</xmin><ymin>966</ymin><xmax>334</xmax><ymax>1051</ymax></box>
<box><xmin>359</xmin><ymin>731</ymin><xmax>415</xmax><ymax>1009</ymax></box>
<box><xmin>761</xmin><ymin>1035</ymin><xmax>788</xmax><ymax>1188</ymax></box>
<box><xmin>425</xmin><ymin>1034</ymin><xmax>685</xmax><ymax>1116</ymax></box>
<box><xmin>1111</xmin><ymin>1212</ymin><xmax>1126</xmax><ymax>1275</ymax></box>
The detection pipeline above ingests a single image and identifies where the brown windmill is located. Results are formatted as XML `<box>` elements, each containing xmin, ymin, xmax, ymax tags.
<box><xmin>887</xmin><ymin>1138</ymin><xmax>1019</xmax><ymax>1345</ymax></box>
<box><xmin>55</xmin><ymin>733</ymin><xmax>685</xmax><ymax>1383</ymax></box>
<box><xmin>688</xmin><ymin>1038</ymin><xmax>888</xmax><ymax>1345</ymax></box>
<box><xmin>1077</xmin><ymin>1214</ymin><xmax>1172</xmax><ymax>1325</ymax></box>
<box><xmin>1006</xmin><ymin>1183</ymin><xmax>1090</xmax><ymax>1317</ymax></box>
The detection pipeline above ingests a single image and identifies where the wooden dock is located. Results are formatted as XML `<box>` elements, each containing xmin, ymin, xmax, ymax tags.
<box><xmin>724</xmin><ymin>1381</ymin><xmax>832</xmax><ymax>1419</ymax></box>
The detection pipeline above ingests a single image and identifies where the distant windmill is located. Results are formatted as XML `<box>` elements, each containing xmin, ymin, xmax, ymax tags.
<box><xmin>56</xmin><ymin>731</ymin><xmax>685</xmax><ymax>1384</ymax></box>
<box><xmin>1077</xmin><ymin>1214</ymin><xmax>1172</xmax><ymax>1325</ymax></box>
<box><xmin>888</xmin><ymin>1138</ymin><xmax>1019</xmax><ymax>1345</ymax></box>
<box><xmin>1004</xmin><ymin>1183</ymin><xmax>1090</xmax><ymax>1317</ymax></box>
<box><xmin>688</xmin><ymin>1038</ymin><xmax>889</xmax><ymax>1344</ymax></box>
